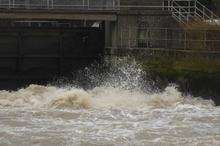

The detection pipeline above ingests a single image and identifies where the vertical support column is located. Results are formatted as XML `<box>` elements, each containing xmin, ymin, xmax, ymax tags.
<box><xmin>194</xmin><ymin>0</ymin><xmax>197</xmax><ymax>17</ymax></box>
<box><xmin>8</xmin><ymin>0</ymin><xmax>10</xmax><ymax>8</ymax></box>
<box><xmin>188</xmin><ymin>0</ymin><xmax>190</xmax><ymax>24</ymax></box>
<box><xmin>46</xmin><ymin>0</ymin><xmax>54</xmax><ymax>9</ymax></box>
<box><xmin>203</xmin><ymin>6</ymin><xmax>205</xmax><ymax>19</ymax></box>
<box><xmin>51</xmin><ymin>0</ymin><xmax>54</xmax><ymax>9</ymax></box>
<box><xmin>112</xmin><ymin>0</ymin><xmax>114</xmax><ymax>10</ymax></box>
<box><xmin>12</xmin><ymin>0</ymin><xmax>15</xmax><ymax>8</ymax></box>
<box><xmin>184</xmin><ymin>30</ymin><xmax>187</xmax><ymax>50</ymax></box>
<box><xmin>87</xmin><ymin>0</ymin><xmax>89</xmax><ymax>9</ymax></box>
<box><xmin>203</xmin><ymin>29</ymin><xmax>207</xmax><ymax>50</ymax></box>
<box><xmin>47</xmin><ymin>0</ymin><xmax>49</xmax><ymax>9</ymax></box>
<box><xmin>26</xmin><ymin>0</ymin><xmax>30</xmax><ymax>9</ymax></box>
<box><xmin>111</xmin><ymin>21</ymin><xmax>118</xmax><ymax>53</ymax></box>
<box><xmin>168</xmin><ymin>0</ymin><xmax>171</xmax><ymax>11</ymax></box>
<box><xmin>120</xmin><ymin>27</ymin><xmax>123</xmax><ymax>49</ymax></box>
<box><xmin>165</xmin><ymin>28</ymin><xmax>168</xmax><ymax>49</ymax></box>
<box><xmin>83</xmin><ymin>20</ymin><xmax>87</xmax><ymax>27</ymax></box>
<box><xmin>128</xmin><ymin>26</ymin><xmax>131</xmax><ymax>49</ymax></box>
<box><xmin>147</xmin><ymin>28</ymin><xmax>149</xmax><ymax>49</ymax></box>
<box><xmin>171</xmin><ymin>0</ymin><xmax>173</xmax><ymax>10</ymax></box>
<box><xmin>162</xmin><ymin>0</ymin><xmax>165</xmax><ymax>11</ymax></box>
<box><xmin>104</xmin><ymin>20</ymin><xmax>119</xmax><ymax>55</ymax></box>
<box><xmin>105</xmin><ymin>21</ymin><xmax>110</xmax><ymax>49</ymax></box>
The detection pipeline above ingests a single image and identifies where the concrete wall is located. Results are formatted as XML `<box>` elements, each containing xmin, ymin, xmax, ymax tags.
<box><xmin>103</xmin><ymin>0</ymin><xmax>180</xmax><ymax>50</ymax></box>
<box><xmin>115</xmin><ymin>11</ymin><xmax>179</xmax><ymax>49</ymax></box>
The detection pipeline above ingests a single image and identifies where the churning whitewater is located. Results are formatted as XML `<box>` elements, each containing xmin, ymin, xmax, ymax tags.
<box><xmin>0</xmin><ymin>58</ymin><xmax>219</xmax><ymax>146</ymax></box>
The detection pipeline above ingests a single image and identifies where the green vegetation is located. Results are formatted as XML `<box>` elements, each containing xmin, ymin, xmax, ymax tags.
<box><xmin>141</xmin><ymin>57</ymin><xmax>220</xmax><ymax>74</ymax></box>
<box><xmin>138</xmin><ymin>57</ymin><xmax>220</xmax><ymax>105</ymax></box>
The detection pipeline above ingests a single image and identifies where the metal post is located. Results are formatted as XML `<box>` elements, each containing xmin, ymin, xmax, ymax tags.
<box><xmin>187</xmin><ymin>15</ymin><xmax>189</xmax><ymax>24</ymax></box>
<box><xmin>113</xmin><ymin>0</ymin><xmax>114</xmax><ymax>10</ymax></box>
<box><xmin>128</xmin><ymin>26</ymin><xmax>131</xmax><ymax>49</ymax></box>
<box><xmin>188</xmin><ymin>0</ymin><xmax>190</xmax><ymax>21</ymax></box>
<box><xmin>47</xmin><ymin>0</ymin><xmax>49</xmax><ymax>9</ymax></box>
<box><xmin>162</xmin><ymin>0</ymin><xmax>165</xmax><ymax>11</ymax></box>
<box><xmin>12</xmin><ymin>0</ymin><xmax>14</xmax><ymax>8</ymax></box>
<box><xmin>204</xmin><ymin>30</ymin><xmax>206</xmax><ymax>50</ymax></box>
<box><xmin>203</xmin><ymin>6</ymin><xmax>205</xmax><ymax>19</ymax></box>
<box><xmin>168</xmin><ymin>0</ymin><xmax>171</xmax><ymax>11</ymax></box>
<box><xmin>84</xmin><ymin>20</ymin><xmax>87</xmax><ymax>27</ymax></box>
<box><xmin>26</xmin><ymin>0</ymin><xmax>30</xmax><ymax>9</ymax></box>
<box><xmin>171</xmin><ymin>0</ymin><xmax>173</xmax><ymax>9</ymax></box>
<box><xmin>194</xmin><ymin>0</ymin><xmax>197</xmax><ymax>17</ymax></box>
<box><xmin>165</xmin><ymin>28</ymin><xmax>168</xmax><ymax>49</ymax></box>
<box><xmin>120</xmin><ymin>29</ymin><xmax>123</xmax><ymax>48</ymax></box>
<box><xmin>211</xmin><ymin>13</ymin><xmax>214</xmax><ymax>24</ymax></box>
<box><xmin>147</xmin><ymin>28</ymin><xmax>149</xmax><ymax>49</ymax></box>
<box><xmin>184</xmin><ymin>30</ymin><xmax>187</xmax><ymax>50</ymax></box>
<box><xmin>51</xmin><ymin>0</ymin><xmax>53</xmax><ymax>9</ymax></box>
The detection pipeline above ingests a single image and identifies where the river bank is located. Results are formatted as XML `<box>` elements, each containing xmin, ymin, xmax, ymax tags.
<box><xmin>139</xmin><ymin>57</ymin><xmax>220</xmax><ymax>105</ymax></box>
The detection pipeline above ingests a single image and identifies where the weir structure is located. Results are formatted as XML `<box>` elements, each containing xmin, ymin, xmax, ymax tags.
<box><xmin>0</xmin><ymin>0</ymin><xmax>219</xmax><ymax>88</ymax></box>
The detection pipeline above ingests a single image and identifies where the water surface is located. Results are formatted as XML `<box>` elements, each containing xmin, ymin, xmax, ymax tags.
<box><xmin>0</xmin><ymin>58</ymin><xmax>219</xmax><ymax>146</ymax></box>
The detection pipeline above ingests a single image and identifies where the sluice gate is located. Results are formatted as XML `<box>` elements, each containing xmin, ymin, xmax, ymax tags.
<box><xmin>0</xmin><ymin>0</ymin><xmax>118</xmax><ymax>89</ymax></box>
<box><xmin>0</xmin><ymin>26</ymin><xmax>105</xmax><ymax>89</ymax></box>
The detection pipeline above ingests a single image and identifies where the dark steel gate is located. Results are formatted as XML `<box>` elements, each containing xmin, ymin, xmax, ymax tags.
<box><xmin>0</xmin><ymin>27</ymin><xmax>105</xmax><ymax>89</ymax></box>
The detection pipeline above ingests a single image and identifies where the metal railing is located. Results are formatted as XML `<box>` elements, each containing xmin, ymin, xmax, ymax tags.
<box><xmin>0</xmin><ymin>0</ymin><xmax>120</xmax><ymax>10</ymax></box>
<box><xmin>165</xmin><ymin>0</ymin><xmax>220</xmax><ymax>26</ymax></box>
<box><xmin>118</xmin><ymin>27</ymin><xmax>220</xmax><ymax>51</ymax></box>
<box><xmin>120</xmin><ymin>1</ymin><xmax>165</xmax><ymax>10</ymax></box>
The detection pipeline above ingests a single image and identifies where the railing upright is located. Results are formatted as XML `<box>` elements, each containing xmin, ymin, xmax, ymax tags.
<box><xmin>87</xmin><ymin>0</ymin><xmax>89</xmax><ymax>10</ymax></box>
<box><xmin>83</xmin><ymin>0</ymin><xmax>85</xmax><ymax>8</ymax></box>
<box><xmin>9</xmin><ymin>0</ymin><xmax>11</xmax><ymax>9</ymax></box>
<box><xmin>167</xmin><ymin>0</ymin><xmax>219</xmax><ymax>26</ymax></box>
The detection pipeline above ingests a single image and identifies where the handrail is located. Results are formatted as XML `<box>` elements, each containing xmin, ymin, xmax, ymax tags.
<box><xmin>171</xmin><ymin>1</ymin><xmax>192</xmax><ymax>25</ymax></box>
<box><xmin>166</xmin><ymin>0</ymin><xmax>219</xmax><ymax>26</ymax></box>
<box><xmin>195</xmin><ymin>7</ymin><xmax>211</xmax><ymax>19</ymax></box>
<box><xmin>0</xmin><ymin>0</ymin><xmax>121</xmax><ymax>10</ymax></box>
<box><xmin>196</xmin><ymin>0</ymin><xmax>218</xmax><ymax>18</ymax></box>
<box><xmin>172</xmin><ymin>4</ymin><xmax>188</xmax><ymax>20</ymax></box>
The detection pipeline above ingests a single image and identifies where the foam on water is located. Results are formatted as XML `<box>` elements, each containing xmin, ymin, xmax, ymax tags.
<box><xmin>0</xmin><ymin>83</ymin><xmax>215</xmax><ymax>110</ymax></box>
<box><xmin>0</xmin><ymin>57</ymin><xmax>219</xmax><ymax>146</ymax></box>
<box><xmin>0</xmin><ymin>57</ymin><xmax>214</xmax><ymax>109</ymax></box>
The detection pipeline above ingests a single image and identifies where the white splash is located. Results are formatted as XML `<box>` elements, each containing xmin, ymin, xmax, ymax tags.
<box><xmin>0</xmin><ymin>57</ymin><xmax>219</xmax><ymax>146</ymax></box>
<box><xmin>0</xmin><ymin>84</ymin><xmax>214</xmax><ymax>110</ymax></box>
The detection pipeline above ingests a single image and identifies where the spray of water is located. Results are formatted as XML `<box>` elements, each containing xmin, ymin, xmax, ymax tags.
<box><xmin>0</xmin><ymin>57</ymin><xmax>219</xmax><ymax>146</ymax></box>
<box><xmin>0</xmin><ymin>57</ymin><xmax>215</xmax><ymax>109</ymax></box>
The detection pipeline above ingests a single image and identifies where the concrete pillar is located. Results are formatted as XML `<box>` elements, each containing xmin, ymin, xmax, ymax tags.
<box><xmin>105</xmin><ymin>20</ymin><xmax>118</xmax><ymax>53</ymax></box>
<box><xmin>105</xmin><ymin>21</ymin><xmax>111</xmax><ymax>48</ymax></box>
<box><xmin>110</xmin><ymin>21</ymin><xmax>118</xmax><ymax>48</ymax></box>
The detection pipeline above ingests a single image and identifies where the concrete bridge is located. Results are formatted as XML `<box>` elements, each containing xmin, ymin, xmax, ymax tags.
<box><xmin>0</xmin><ymin>0</ymin><xmax>120</xmax><ymax>21</ymax></box>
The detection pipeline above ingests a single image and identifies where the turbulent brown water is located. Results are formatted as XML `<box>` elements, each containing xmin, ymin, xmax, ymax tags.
<box><xmin>0</xmin><ymin>58</ymin><xmax>219</xmax><ymax>146</ymax></box>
